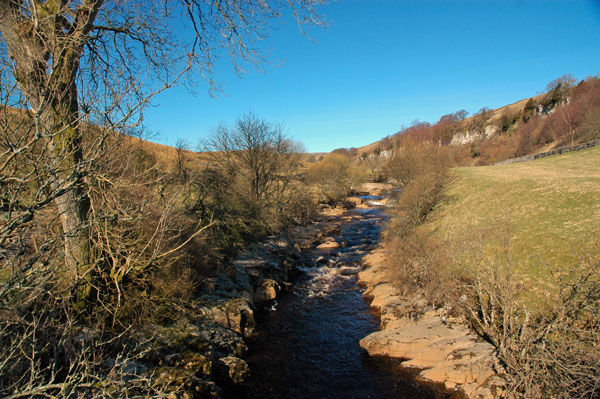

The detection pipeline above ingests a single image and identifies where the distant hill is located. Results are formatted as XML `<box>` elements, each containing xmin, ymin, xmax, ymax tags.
<box><xmin>121</xmin><ymin>135</ymin><xmax>198</xmax><ymax>167</ymax></box>
<box><xmin>345</xmin><ymin>75</ymin><xmax>600</xmax><ymax>166</ymax></box>
<box><xmin>354</xmin><ymin>93</ymin><xmax>546</xmax><ymax>156</ymax></box>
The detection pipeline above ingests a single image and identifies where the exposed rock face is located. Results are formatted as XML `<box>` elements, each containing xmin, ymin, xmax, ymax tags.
<box><xmin>450</xmin><ymin>125</ymin><xmax>500</xmax><ymax>146</ymax></box>
<box><xmin>484</xmin><ymin>124</ymin><xmax>499</xmax><ymax>138</ymax></box>
<box><xmin>358</xmin><ymin>248</ymin><xmax>505</xmax><ymax>398</ymax></box>
<box><xmin>450</xmin><ymin>130</ymin><xmax>483</xmax><ymax>146</ymax></box>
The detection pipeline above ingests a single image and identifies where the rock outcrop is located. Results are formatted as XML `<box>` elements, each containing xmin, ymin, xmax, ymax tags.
<box><xmin>358</xmin><ymin>248</ymin><xmax>505</xmax><ymax>398</ymax></box>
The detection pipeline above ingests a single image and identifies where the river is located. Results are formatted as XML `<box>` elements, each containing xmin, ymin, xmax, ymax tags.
<box><xmin>225</xmin><ymin>199</ymin><xmax>451</xmax><ymax>398</ymax></box>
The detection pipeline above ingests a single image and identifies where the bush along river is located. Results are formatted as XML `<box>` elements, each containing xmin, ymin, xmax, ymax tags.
<box><xmin>226</xmin><ymin>196</ymin><xmax>455</xmax><ymax>399</ymax></box>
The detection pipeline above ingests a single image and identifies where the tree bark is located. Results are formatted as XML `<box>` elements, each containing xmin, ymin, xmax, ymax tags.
<box><xmin>40</xmin><ymin>80</ymin><xmax>92</xmax><ymax>281</ymax></box>
<box><xmin>0</xmin><ymin>0</ymin><xmax>96</xmax><ymax>280</ymax></box>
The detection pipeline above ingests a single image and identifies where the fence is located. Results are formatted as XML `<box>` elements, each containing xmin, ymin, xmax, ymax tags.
<box><xmin>494</xmin><ymin>139</ymin><xmax>600</xmax><ymax>166</ymax></box>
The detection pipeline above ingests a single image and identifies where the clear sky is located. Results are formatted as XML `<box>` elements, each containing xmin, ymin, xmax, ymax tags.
<box><xmin>143</xmin><ymin>0</ymin><xmax>600</xmax><ymax>153</ymax></box>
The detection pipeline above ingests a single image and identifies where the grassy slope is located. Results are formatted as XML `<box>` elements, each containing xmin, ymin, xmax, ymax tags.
<box><xmin>424</xmin><ymin>146</ymin><xmax>600</xmax><ymax>299</ymax></box>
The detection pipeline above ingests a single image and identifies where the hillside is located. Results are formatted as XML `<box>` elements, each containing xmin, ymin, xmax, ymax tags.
<box><xmin>125</xmin><ymin>134</ymin><xmax>321</xmax><ymax>169</ymax></box>
<box><xmin>371</xmin><ymin>138</ymin><xmax>600</xmax><ymax>397</ymax></box>
<box><xmin>354</xmin><ymin>93</ymin><xmax>545</xmax><ymax>156</ymax></box>
<box><xmin>352</xmin><ymin>76</ymin><xmax>600</xmax><ymax>168</ymax></box>
<box><xmin>425</xmin><ymin>145</ymin><xmax>600</xmax><ymax>304</ymax></box>
<box><xmin>120</xmin><ymin>134</ymin><xmax>201</xmax><ymax>166</ymax></box>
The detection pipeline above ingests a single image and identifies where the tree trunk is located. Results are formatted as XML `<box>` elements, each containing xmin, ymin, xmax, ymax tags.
<box><xmin>41</xmin><ymin>101</ymin><xmax>92</xmax><ymax>281</ymax></box>
<box><xmin>0</xmin><ymin>3</ymin><xmax>92</xmax><ymax>281</ymax></box>
<box><xmin>54</xmin><ymin>175</ymin><xmax>91</xmax><ymax>277</ymax></box>
<box><xmin>38</xmin><ymin>54</ymin><xmax>92</xmax><ymax>282</ymax></box>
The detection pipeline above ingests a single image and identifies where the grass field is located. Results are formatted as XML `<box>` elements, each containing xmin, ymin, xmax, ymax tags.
<box><xmin>423</xmin><ymin>145</ymin><xmax>600</xmax><ymax>301</ymax></box>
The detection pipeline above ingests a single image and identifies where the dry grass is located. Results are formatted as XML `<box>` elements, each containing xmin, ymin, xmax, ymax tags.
<box><xmin>121</xmin><ymin>135</ymin><xmax>203</xmax><ymax>168</ymax></box>
<box><xmin>383</xmin><ymin>141</ymin><xmax>600</xmax><ymax>397</ymax></box>
<box><xmin>423</xmin><ymin>146</ymin><xmax>600</xmax><ymax>305</ymax></box>
<box><xmin>485</xmin><ymin>94</ymin><xmax>545</xmax><ymax>123</ymax></box>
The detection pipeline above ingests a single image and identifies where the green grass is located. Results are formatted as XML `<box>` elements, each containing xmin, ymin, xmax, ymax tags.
<box><xmin>423</xmin><ymin>146</ymin><xmax>600</xmax><ymax>300</ymax></box>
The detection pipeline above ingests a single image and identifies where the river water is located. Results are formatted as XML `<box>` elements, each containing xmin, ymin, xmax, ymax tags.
<box><xmin>228</xmin><ymin>200</ymin><xmax>450</xmax><ymax>399</ymax></box>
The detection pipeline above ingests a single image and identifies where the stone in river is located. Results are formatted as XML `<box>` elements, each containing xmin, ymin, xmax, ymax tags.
<box><xmin>316</xmin><ymin>240</ymin><xmax>340</xmax><ymax>249</ymax></box>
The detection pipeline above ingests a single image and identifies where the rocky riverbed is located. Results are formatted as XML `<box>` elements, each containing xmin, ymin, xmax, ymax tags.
<box><xmin>235</xmin><ymin>191</ymin><xmax>452</xmax><ymax>399</ymax></box>
<box><xmin>135</xmin><ymin>183</ymin><xmax>504</xmax><ymax>398</ymax></box>
<box><xmin>358</xmin><ymin>248</ymin><xmax>505</xmax><ymax>398</ymax></box>
<box><xmin>135</xmin><ymin>196</ymin><xmax>364</xmax><ymax>398</ymax></box>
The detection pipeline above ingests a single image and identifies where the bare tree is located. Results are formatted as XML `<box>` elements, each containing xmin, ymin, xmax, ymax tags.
<box><xmin>0</xmin><ymin>0</ymin><xmax>324</xmax><ymax>284</ymax></box>
<box><xmin>202</xmin><ymin>113</ymin><xmax>303</xmax><ymax>203</ymax></box>
<box><xmin>0</xmin><ymin>2</ymin><xmax>325</xmax><ymax>395</ymax></box>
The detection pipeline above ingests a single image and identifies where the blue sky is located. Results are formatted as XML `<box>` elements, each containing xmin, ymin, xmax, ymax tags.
<box><xmin>143</xmin><ymin>0</ymin><xmax>600</xmax><ymax>153</ymax></box>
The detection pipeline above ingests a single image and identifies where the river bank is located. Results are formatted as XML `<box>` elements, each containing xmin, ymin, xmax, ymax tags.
<box><xmin>140</xmin><ymin>182</ymin><xmax>504</xmax><ymax>398</ymax></box>
<box><xmin>145</xmin><ymin>211</ymin><xmax>348</xmax><ymax>397</ymax></box>
<box><xmin>234</xmin><ymin>188</ymin><xmax>453</xmax><ymax>399</ymax></box>
<box><xmin>358</xmin><ymin>247</ymin><xmax>505</xmax><ymax>398</ymax></box>
<box><xmin>137</xmin><ymin>185</ymin><xmax>395</xmax><ymax>397</ymax></box>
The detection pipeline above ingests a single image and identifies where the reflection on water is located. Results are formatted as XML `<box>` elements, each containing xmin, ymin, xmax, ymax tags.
<box><xmin>228</xmin><ymin>206</ymin><xmax>449</xmax><ymax>399</ymax></box>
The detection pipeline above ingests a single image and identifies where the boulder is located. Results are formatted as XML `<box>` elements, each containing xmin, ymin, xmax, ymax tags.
<box><xmin>206</xmin><ymin>298</ymin><xmax>255</xmax><ymax>337</ymax></box>
<box><xmin>217</xmin><ymin>356</ymin><xmax>249</xmax><ymax>384</ymax></box>
<box><xmin>181</xmin><ymin>352</ymin><xmax>211</xmax><ymax>375</ymax></box>
<box><xmin>254</xmin><ymin>279</ymin><xmax>280</xmax><ymax>303</ymax></box>
<box><xmin>154</xmin><ymin>367</ymin><xmax>220</xmax><ymax>399</ymax></box>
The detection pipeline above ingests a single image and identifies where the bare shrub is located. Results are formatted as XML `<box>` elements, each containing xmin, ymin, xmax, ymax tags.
<box><xmin>0</xmin><ymin>300</ymin><xmax>171</xmax><ymax>398</ymax></box>
<box><xmin>383</xmin><ymin>140</ymin><xmax>450</xmax><ymax>228</ymax></box>
<box><xmin>454</xmin><ymin>237</ymin><xmax>600</xmax><ymax>398</ymax></box>
<box><xmin>476</xmin><ymin>133</ymin><xmax>519</xmax><ymax>165</ymax></box>
<box><xmin>578</xmin><ymin>108</ymin><xmax>600</xmax><ymax>142</ymax></box>
<box><xmin>198</xmin><ymin>113</ymin><xmax>317</xmax><ymax>249</ymax></box>
<box><xmin>514</xmin><ymin>118</ymin><xmax>539</xmax><ymax>157</ymax></box>
<box><xmin>305</xmin><ymin>153</ymin><xmax>366</xmax><ymax>204</ymax></box>
<box><xmin>382</xmin><ymin>140</ymin><xmax>449</xmax><ymax>189</ymax></box>
<box><xmin>0</xmin><ymin>112</ymin><xmax>210</xmax><ymax>395</ymax></box>
<box><xmin>382</xmin><ymin>141</ymin><xmax>451</xmax><ymax>296</ymax></box>
<box><xmin>359</xmin><ymin>153</ymin><xmax>386</xmax><ymax>182</ymax></box>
